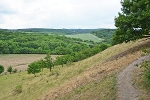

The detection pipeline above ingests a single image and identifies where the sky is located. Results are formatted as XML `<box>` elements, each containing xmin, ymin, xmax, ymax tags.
<box><xmin>0</xmin><ymin>0</ymin><xmax>121</xmax><ymax>29</ymax></box>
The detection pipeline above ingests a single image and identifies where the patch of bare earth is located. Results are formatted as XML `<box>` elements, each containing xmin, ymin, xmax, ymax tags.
<box><xmin>0</xmin><ymin>54</ymin><xmax>58</xmax><ymax>72</ymax></box>
<box><xmin>41</xmin><ymin>39</ymin><xmax>150</xmax><ymax>100</ymax></box>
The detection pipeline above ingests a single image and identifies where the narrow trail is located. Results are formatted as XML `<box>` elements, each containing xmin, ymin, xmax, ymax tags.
<box><xmin>117</xmin><ymin>55</ymin><xmax>150</xmax><ymax>100</ymax></box>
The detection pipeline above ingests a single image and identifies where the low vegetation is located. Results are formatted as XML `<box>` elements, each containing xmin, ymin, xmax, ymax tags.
<box><xmin>141</xmin><ymin>61</ymin><xmax>150</xmax><ymax>85</ymax></box>
<box><xmin>7</xmin><ymin>66</ymin><xmax>12</xmax><ymax>74</ymax></box>
<box><xmin>133</xmin><ymin>61</ymin><xmax>150</xmax><ymax>100</ymax></box>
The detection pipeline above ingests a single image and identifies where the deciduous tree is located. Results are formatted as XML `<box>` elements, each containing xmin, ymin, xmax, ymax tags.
<box><xmin>113</xmin><ymin>0</ymin><xmax>150</xmax><ymax>44</ymax></box>
<box><xmin>44</xmin><ymin>53</ymin><xmax>54</xmax><ymax>72</ymax></box>
<box><xmin>27</xmin><ymin>61</ymin><xmax>41</xmax><ymax>76</ymax></box>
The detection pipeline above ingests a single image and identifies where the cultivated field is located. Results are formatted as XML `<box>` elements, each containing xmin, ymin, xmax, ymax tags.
<box><xmin>65</xmin><ymin>33</ymin><xmax>103</xmax><ymax>42</ymax></box>
<box><xmin>0</xmin><ymin>54</ymin><xmax>57</xmax><ymax>72</ymax></box>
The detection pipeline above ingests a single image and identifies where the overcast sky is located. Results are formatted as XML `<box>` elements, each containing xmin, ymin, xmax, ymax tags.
<box><xmin>0</xmin><ymin>0</ymin><xmax>121</xmax><ymax>29</ymax></box>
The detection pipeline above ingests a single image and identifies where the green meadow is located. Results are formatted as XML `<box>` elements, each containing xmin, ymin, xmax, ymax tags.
<box><xmin>65</xmin><ymin>33</ymin><xmax>103</xmax><ymax>42</ymax></box>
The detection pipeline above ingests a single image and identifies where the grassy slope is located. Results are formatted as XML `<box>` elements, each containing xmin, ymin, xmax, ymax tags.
<box><xmin>65</xmin><ymin>34</ymin><xmax>103</xmax><ymax>42</ymax></box>
<box><xmin>0</xmin><ymin>38</ymin><xmax>150</xmax><ymax>100</ymax></box>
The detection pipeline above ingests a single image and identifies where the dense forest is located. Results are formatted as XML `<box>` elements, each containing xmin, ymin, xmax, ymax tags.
<box><xmin>0</xmin><ymin>29</ymin><xmax>114</xmax><ymax>55</ymax></box>
<box><xmin>0</xmin><ymin>30</ymin><xmax>92</xmax><ymax>54</ymax></box>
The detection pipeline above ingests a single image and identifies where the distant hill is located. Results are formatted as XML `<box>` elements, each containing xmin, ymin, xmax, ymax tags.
<box><xmin>2</xmin><ymin>28</ymin><xmax>105</xmax><ymax>34</ymax></box>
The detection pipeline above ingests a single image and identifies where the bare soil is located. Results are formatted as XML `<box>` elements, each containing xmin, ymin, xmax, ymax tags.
<box><xmin>0</xmin><ymin>54</ymin><xmax>58</xmax><ymax>72</ymax></box>
<box><xmin>117</xmin><ymin>55</ymin><xmax>150</xmax><ymax>100</ymax></box>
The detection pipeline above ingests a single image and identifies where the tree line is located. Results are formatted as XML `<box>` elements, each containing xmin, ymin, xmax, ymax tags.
<box><xmin>27</xmin><ymin>43</ymin><xmax>109</xmax><ymax>76</ymax></box>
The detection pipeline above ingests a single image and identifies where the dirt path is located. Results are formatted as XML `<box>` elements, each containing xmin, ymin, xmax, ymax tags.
<box><xmin>117</xmin><ymin>55</ymin><xmax>150</xmax><ymax>100</ymax></box>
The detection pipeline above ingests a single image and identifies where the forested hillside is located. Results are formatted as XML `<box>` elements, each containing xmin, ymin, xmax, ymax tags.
<box><xmin>0</xmin><ymin>30</ymin><xmax>91</xmax><ymax>54</ymax></box>
<box><xmin>91</xmin><ymin>29</ymin><xmax>115</xmax><ymax>44</ymax></box>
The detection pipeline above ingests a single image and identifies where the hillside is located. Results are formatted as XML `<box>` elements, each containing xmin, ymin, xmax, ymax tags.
<box><xmin>0</xmin><ymin>38</ymin><xmax>150</xmax><ymax>100</ymax></box>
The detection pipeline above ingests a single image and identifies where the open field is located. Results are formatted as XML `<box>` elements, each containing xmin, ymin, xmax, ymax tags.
<box><xmin>0</xmin><ymin>38</ymin><xmax>150</xmax><ymax>100</ymax></box>
<box><xmin>0</xmin><ymin>54</ymin><xmax>58</xmax><ymax>72</ymax></box>
<box><xmin>65</xmin><ymin>33</ymin><xmax>103</xmax><ymax>42</ymax></box>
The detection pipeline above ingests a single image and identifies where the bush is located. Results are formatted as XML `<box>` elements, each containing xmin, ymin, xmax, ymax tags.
<box><xmin>0</xmin><ymin>65</ymin><xmax>4</xmax><ymax>74</ymax></box>
<box><xmin>7</xmin><ymin>66</ymin><xmax>12</xmax><ymax>74</ymax></box>
<box><xmin>12</xmin><ymin>68</ymin><xmax>17</xmax><ymax>73</ymax></box>
<box><xmin>13</xmin><ymin>84</ymin><xmax>22</xmax><ymax>94</ymax></box>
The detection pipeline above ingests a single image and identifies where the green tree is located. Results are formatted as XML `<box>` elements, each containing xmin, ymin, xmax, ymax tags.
<box><xmin>0</xmin><ymin>65</ymin><xmax>4</xmax><ymax>74</ymax></box>
<box><xmin>44</xmin><ymin>53</ymin><xmax>54</xmax><ymax>72</ymax></box>
<box><xmin>55</xmin><ymin>56</ymin><xmax>66</xmax><ymax>67</ymax></box>
<box><xmin>27</xmin><ymin>61</ymin><xmax>41</xmax><ymax>76</ymax></box>
<box><xmin>7</xmin><ymin>66</ymin><xmax>12</xmax><ymax>74</ymax></box>
<box><xmin>37</xmin><ymin>59</ymin><xmax>46</xmax><ymax>71</ymax></box>
<box><xmin>113</xmin><ymin>0</ymin><xmax>150</xmax><ymax>44</ymax></box>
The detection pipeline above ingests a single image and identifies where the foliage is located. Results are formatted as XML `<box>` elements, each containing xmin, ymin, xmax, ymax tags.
<box><xmin>113</xmin><ymin>0</ymin><xmax>150</xmax><ymax>44</ymax></box>
<box><xmin>44</xmin><ymin>53</ymin><xmax>54</xmax><ymax>72</ymax></box>
<box><xmin>54</xmin><ymin>43</ymin><xmax>109</xmax><ymax>66</ymax></box>
<box><xmin>27</xmin><ymin>61</ymin><xmax>41</xmax><ymax>76</ymax></box>
<box><xmin>0</xmin><ymin>65</ymin><xmax>4</xmax><ymax>74</ymax></box>
<box><xmin>91</xmin><ymin>29</ymin><xmax>115</xmax><ymax>44</ymax></box>
<box><xmin>7</xmin><ymin>66</ymin><xmax>12</xmax><ymax>74</ymax></box>
<box><xmin>37</xmin><ymin>59</ymin><xmax>46</xmax><ymax>71</ymax></box>
<box><xmin>0</xmin><ymin>30</ymin><xmax>90</xmax><ymax>54</ymax></box>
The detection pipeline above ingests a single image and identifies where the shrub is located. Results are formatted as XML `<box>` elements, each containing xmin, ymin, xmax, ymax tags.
<box><xmin>0</xmin><ymin>65</ymin><xmax>4</xmax><ymax>74</ymax></box>
<box><xmin>12</xmin><ymin>68</ymin><xmax>17</xmax><ymax>73</ymax></box>
<box><xmin>13</xmin><ymin>84</ymin><xmax>22</xmax><ymax>94</ymax></box>
<box><xmin>7</xmin><ymin>66</ymin><xmax>12</xmax><ymax>74</ymax></box>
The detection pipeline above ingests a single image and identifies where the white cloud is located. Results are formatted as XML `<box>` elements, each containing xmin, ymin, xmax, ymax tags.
<box><xmin>0</xmin><ymin>0</ymin><xmax>121</xmax><ymax>29</ymax></box>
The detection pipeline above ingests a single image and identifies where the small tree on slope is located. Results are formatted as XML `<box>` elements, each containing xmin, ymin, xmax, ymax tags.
<box><xmin>44</xmin><ymin>53</ymin><xmax>54</xmax><ymax>72</ymax></box>
<box><xmin>27</xmin><ymin>61</ymin><xmax>41</xmax><ymax>76</ymax></box>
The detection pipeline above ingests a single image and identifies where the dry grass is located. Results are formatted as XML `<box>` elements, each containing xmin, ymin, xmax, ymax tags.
<box><xmin>41</xmin><ymin>38</ymin><xmax>150</xmax><ymax>100</ymax></box>
<box><xmin>0</xmin><ymin>38</ymin><xmax>150</xmax><ymax>100</ymax></box>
